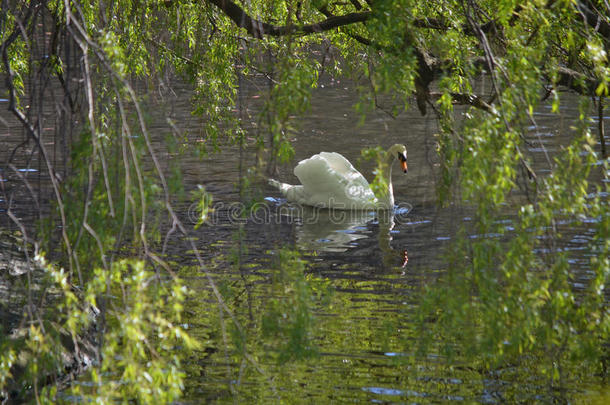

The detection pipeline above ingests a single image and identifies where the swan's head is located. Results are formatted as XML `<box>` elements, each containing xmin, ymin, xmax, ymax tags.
<box><xmin>388</xmin><ymin>144</ymin><xmax>408</xmax><ymax>173</ymax></box>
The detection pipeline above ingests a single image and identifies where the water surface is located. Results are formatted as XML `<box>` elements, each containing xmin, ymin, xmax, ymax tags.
<box><xmin>155</xmin><ymin>78</ymin><xmax>607</xmax><ymax>402</ymax></box>
<box><xmin>1</xmin><ymin>74</ymin><xmax>606</xmax><ymax>403</ymax></box>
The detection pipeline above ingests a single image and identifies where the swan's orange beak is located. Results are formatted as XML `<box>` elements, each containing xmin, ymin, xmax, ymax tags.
<box><xmin>400</xmin><ymin>159</ymin><xmax>407</xmax><ymax>173</ymax></box>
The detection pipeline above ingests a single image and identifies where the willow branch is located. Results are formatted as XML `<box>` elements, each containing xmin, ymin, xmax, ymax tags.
<box><xmin>64</xmin><ymin>2</ymin><xmax>269</xmax><ymax>376</ymax></box>
<box><xmin>412</xmin><ymin>17</ymin><xmax>499</xmax><ymax>36</ymax></box>
<box><xmin>429</xmin><ymin>92</ymin><xmax>494</xmax><ymax>114</ymax></box>
<box><xmin>206</xmin><ymin>0</ymin><xmax>371</xmax><ymax>38</ymax></box>
<box><xmin>1</xmin><ymin>1</ymin><xmax>80</xmax><ymax>282</ymax></box>
<box><xmin>576</xmin><ymin>0</ymin><xmax>610</xmax><ymax>42</ymax></box>
<box><xmin>599</xmin><ymin>96</ymin><xmax>607</xmax><ymax>158</ymax></box>
<box><xmin>555</xmin><ymin>66</ymin><xmax>598</xmax><ymax>94</ymax></box>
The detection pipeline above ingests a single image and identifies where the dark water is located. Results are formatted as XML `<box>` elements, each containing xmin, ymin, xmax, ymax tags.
<box><xmin>1</xmin><ymin>76</ymin><xmax>607</xmax><ymax>403</ymax></box>
<box><xmin>150</xmin><ymin>79</ymin><xmax>607</xmax><ymax>403</ymax></box>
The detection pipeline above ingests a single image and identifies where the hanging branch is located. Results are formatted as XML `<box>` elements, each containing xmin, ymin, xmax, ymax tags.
<box><xmin>576</xmin><ymin>0</ymin><xmax>610</xmax><ymax>42</ymax></box>
<box><xmin>63</xmin><ymin>1</ymin><xmax>269</xmax><ymax>378</ymax></box>
<box><xmin>599</xmin><ymin>96</ymin><xmax>607</xmax><ymax>158</ymax></box>
<box><xmin>1</xmin><ymin>1</ymin><xmax>81</xmax><ymax>282</ymax></box>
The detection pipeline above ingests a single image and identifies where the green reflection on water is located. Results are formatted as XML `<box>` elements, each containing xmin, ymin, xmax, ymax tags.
<box><xmin>177</xmin><ymin>242</ymin><xmax>606</xmax><ymax>403</ymax></box>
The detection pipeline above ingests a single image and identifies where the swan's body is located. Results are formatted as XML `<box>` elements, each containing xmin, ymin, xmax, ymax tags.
<box><xmin>269</xmin><ymin>144</ymin><xmax>407</xmax><ymax>210</ymax></box>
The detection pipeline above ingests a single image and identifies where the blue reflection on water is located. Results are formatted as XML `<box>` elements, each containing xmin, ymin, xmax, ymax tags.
<box><xmin>362</xmin><ymin>386</ymin><xmax>405</xmax><ymax>396</ymax></box>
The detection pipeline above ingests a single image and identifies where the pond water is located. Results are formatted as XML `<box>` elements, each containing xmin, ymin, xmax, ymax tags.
<box><xmin>0</xmin><ymin>74</ymin><xmax>606</xmax><ymax>403</ymax></box>
<box><xmin>147</xmin><ymin>78</ymin><xmax>607</xmax><ymax>403</ymax></box>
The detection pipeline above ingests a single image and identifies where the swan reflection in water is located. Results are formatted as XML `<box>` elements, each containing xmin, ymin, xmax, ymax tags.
<box><xmin>271</xmin><ymin>200</ymin><xmax>411</xmax><ymax>266</ymax></box>
<box><xmin>292</xmin><ymin>206</ymin><xmax>374</xmax><ymax>253</ymax></box>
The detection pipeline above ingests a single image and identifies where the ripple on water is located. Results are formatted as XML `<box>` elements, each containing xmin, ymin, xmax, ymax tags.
<box><xmin>362</xmin><ymin>386</ymin><xmax>406</xmax><ymax>396</ymax></box>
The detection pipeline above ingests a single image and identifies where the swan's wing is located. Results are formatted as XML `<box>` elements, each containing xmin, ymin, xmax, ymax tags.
<box><xmin>293</xmin><ymin>152</ymin><xmax>376</xmax><ymax>207</ymax></box>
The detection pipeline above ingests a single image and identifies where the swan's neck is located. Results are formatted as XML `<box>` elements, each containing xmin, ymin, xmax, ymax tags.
<box><xmin>377</xmin><ymin>153</ymin><xmax>395</xmax><ymax>209</ymax></box>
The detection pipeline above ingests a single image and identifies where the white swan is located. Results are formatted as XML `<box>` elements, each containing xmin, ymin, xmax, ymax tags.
<box><xmin>269</xmin><ymin>144</ymin><xmax>407</xmax><ymax>210</ymax></box>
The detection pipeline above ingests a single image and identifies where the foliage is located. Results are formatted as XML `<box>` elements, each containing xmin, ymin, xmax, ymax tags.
<box><xmin>0</xmin><ymin>0</ymin><xmax>608</xmax><ymax>402</ymax></box>
<box><xmin>360</xmin><ymin>146</ymin><xmax>390</xmax><ymax>198</ymax></box>
<box><xmin>0</xmin><ymin>255</ymin><xmax>196</xmax><ymax>403</ymax></box>
<box><xmin>63</xmin><ymin>259</ymin><xmax>199</xmax><ymax>404</ymax></box>
<box><xmin>191</xmin><ymin>185</ymin><xmax>214</xmax><ymax>229</ymax></box>
<box><xmin>261</xmin><ymin>249</ymin><xmax>323</xmax><ymax>363</ymax></box>
<box><xmin>1</xmin><ymin>1</ymin><xmax>203</xmax><ymax>402</ymax></box>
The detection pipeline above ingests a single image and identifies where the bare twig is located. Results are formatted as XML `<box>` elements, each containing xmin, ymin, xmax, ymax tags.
<box><xmin>1</xmin><ymin>1</ymin><xmax>80</xmax><ymax>283</ymax></box>
<box><xmin>599</xmin><ymin>96</ymin><xmax>607</xmax><ymax>158</ymax></box>
<box><xmin>64</xmin><ymin>0</ymin><xmax>267</xmax><ymax>378</ymax></box>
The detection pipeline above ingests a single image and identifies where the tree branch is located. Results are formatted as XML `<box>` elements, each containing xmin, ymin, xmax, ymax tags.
<box><xmin>206</xmin><ymin>0</ymin><xmax>606</xmax><ymax>118</ymax></box>
<box><xmin>429</xmin><ymin>92</ymin><xmax>495</xmax><ymax>114</ymax></box>
<box><xmin>576</xmin><ymin>0</ymin><xmax>610</xmax><ymax>42</ymax></box>
<box><xmin>1</xmin><ymin>1</ymin><xmax>79</xmax><ymax>281</ymax></box>
<box><xmin>555</xmin><ymin>65</ymin><xmax>598</xmax><ymax>94</ymax></box>
<box><xmin>412</xmin><ymin>17</ymin><xmax>499</xmax><ymax>37</ymax></box>
<box><xmin>348</xmin><ymin>0</ymin><xmax>363</xmax><ymax>11</ymax></box>
<box><xmin>206</xmin><ymin>0</ymin><xmax>370</xmax><ymax>38</ymax></box>
<box><xmin>598</xmin><ymin>96</ymin><xmax>607</xmax><ymax>158</ymax></box>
